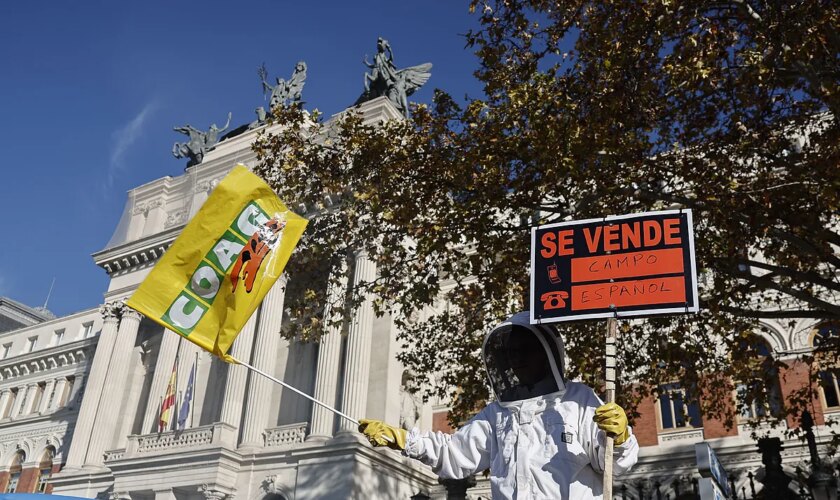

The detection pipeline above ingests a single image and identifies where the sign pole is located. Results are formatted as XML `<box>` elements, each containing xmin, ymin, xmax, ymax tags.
<box><xmin>603</xmin><ymin>316</ymin><xmax>618</xmax><ymax>498</ymax></box>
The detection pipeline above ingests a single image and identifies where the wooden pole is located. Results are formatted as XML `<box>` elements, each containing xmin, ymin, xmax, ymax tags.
<box><xmin>603</xmin><ymin>316</ymin><xmax>618</xmax><ymax>499</ymax></box>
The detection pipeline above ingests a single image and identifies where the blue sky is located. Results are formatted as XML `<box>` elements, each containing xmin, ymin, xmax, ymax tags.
<box><xmin>0</xmin><ymin>1</ymin><xmax>483</xmax><ymax>317</ymax></box>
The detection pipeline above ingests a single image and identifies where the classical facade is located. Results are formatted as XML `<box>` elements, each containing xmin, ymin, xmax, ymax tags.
<box><xmin>45</xmin><ymin>98</ymin><xmax>440</xmax><ymax>499</ymax></box>
<box><xmin>0</xmin><ymin>298</ymin><xmax>98</xmax><ymax>494</ymax></box>
<box><xmin>0</xmin><ymin>95</ymin><xmax>834</xmax><ymax>500</ymax></box>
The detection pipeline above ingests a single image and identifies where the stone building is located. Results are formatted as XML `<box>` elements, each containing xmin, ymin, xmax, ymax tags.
<box><xmin>0</xmin><ymin>298</ymin><xmax>98</xmax><ymax>493</ymax></box>
<box><xmin>0</xmin><ymin>96</ymin><xmax>834</xmax><ymax>499</ymax></box>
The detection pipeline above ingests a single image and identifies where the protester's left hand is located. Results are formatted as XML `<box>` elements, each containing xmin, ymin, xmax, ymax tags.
<box><xmin>594</xmin><ymin>402</ymin><xmax>630</xmax><ymax>445</ymax></box>
<box><xmin>358</xmin><ymin>419</ymin><xmax>407</xmax><ymax>450</ymax></box>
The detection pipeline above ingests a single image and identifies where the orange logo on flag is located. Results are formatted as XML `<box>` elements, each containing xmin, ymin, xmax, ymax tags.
<box><xmin>230</xmin><ymin>216</ymin><xmax>287</xmax><ymax>293</ymax></box>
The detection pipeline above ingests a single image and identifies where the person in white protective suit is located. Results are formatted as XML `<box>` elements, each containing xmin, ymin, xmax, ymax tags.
<box><xmin>359</xmin><ymin>311</ymin><xmax>639</xmax><ymax>499</ymax></box>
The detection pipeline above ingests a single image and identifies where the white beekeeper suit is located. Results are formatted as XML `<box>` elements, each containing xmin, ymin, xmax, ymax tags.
<box><xmin>360</xmin><ymin>312</ymin><xmax>639</xmax><ymax>499</ymax></box>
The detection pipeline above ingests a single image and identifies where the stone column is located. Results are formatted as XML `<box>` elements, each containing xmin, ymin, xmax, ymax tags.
<box><xmin>154</xmin><ymin>489</ymin><xmax>177</xmax><ymax>500</ymax></box>
<box><xmin>0</xmin><ymin>389</ymin><xmax>11</xmax><ymax>418</ymax></box>
<box><xmin>65</xmin><ymin>374</ymin><xmax>84</xmax><ymax>409</ymax></box>
<box><xmin>338</xmin><ymin>250</ymin><xmax>377</xmax><ymax>432</ymax></box>
<box><xmin>308</xmin><ymin>262</ymin><xmax>349</xmax><ymax>440</ymax></box>
<box><xmin>141</xmin><ymin>329</ymin><xmax>181</xmax><ymax>433</ymax></box>
<box><xmin>241</xmin><ymin>276</ymin><xmax>288</xmax><ymax>447</ymax></box>
<box><xmin>65</xmin><ymin>301</ymin><xmax>123</xmax><ymax>467</ymax></box>
<box><xmin>49</xmin><ymin>377</ymin><xmax>69</xmax><ymax>410</ymax></box>
<box><xmin>8</xmin><ymin>387</ymin><xmax>24</xmax><ymax>418</ymax></box>
<box><xmin>20</xmin><ymin>383</ymin><xmax>40</xmax><ymax>415</ymax></box>
<box><xmin>219</xmin><ymin>312</ymin><xmax>258</xmax><ymax>433</ymax></box>
<box><xmin>38</xmin><ymin>379</ymin><xmax>57</xmax><ymax>414</ymax></box>
<box><xmin>84</xmin><ymin>307</ymin><xmax>144</xmax><ymax>466</ymax></box>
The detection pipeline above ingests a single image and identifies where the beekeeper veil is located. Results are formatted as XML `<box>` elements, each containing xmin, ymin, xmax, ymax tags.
<box><xmin>482</xmin><ymin>311</ymin><xmax>566</xmax><ymax>402</ymax></box>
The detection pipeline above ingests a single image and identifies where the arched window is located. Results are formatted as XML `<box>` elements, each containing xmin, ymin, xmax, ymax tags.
<box><xmin>812</xmin><ymin>323</ymin><xmax>840</xmax><ymax>409</ymax></box>
<box><xmin>6</xmin><ymin>450</ymin><xmax>25</xmax><ymax>493</ymax></box>
<box><xmin>37</xmin><ymin>447</ymin><xmax>55</xmax><ymax>493</ymax></box>
<box><xmin>736</xmin><ymin>336</ymin><xmax>783</xmax><ymax>419</ymax></box>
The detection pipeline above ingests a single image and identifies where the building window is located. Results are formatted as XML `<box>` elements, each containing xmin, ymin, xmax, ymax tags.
<box><xmin>1</xmin><ymin>344</ymin><xmax>10</xmax><ymax>359</ymax></box>
<box><xmin>658</xmin><ymin>383</ymin><xmax>702</xmax><ymax>430</ymax></box>
<box><xmin>53</xmin><ymin>329</ymin><xmax>64</xmax><ymax>346</ymax></box>
<box><xmin>37</xmin><ymin>447</ymin><xmax>54</xmax><ymax>493</ymax></box>
<box><xmin>80</xmin><ymin>322</ymin><xmax>93</xmax><ymax>339</ymax></box>
<box><xmin>736</xmin><ymin>336</ymin><xmax>783</xmax><ymax>420</ymax></box>
<box><xmin>813</xmin><ymin>323</ymin><xmax>840</xmax><ymax>410</ymax></box>
<box><xmin>25</xmin><ymin>337</ymin><xmax>37</xmax><ymax>353</ymax></box>
<box><xmin>6</xmin><ymin>450</ymin><xmax>24</xmax><ymax>492</ymax></box>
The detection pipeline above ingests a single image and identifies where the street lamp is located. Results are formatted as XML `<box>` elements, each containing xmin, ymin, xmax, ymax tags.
<box><xmin>801</xmin><ymin>410</ymin><xmax>838</xmax><ymax>500</ymax></box>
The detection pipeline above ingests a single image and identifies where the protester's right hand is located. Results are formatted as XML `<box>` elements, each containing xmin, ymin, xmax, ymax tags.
<box><xmin>358</xmin><ymin>419</ymin><xmax>407</xmax><ymax>450</ymax></box>
<box><xmin>594</xmin><ymin>402</ymin><xmax>630</xmax><ymax>445</ymax></box>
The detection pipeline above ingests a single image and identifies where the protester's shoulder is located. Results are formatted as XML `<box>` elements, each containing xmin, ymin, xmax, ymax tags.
<box><xmin>453</xmin><ymin>403</ymin><xmax>499</xmax><ymax>435</ymax></box>
<box><xmin>564</xmin><ymin>381</ymin><xmax>603</xmax><ymax>404</ymax></box>
<box><xmin>475</xmin><ymin>401</ymin><xmax>503</xmax><ymax>420</ymax></box>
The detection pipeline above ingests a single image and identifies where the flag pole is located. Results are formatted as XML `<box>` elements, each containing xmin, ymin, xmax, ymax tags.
<box><xmin>230</xmin><ymin>355</ymin><xmax>359</xmax><ymax>427</ymax></box>
<box><xmin>176</xmin><ymin>391</ymin><xmax>182</xmax><ymax>431</ymax></box>
<box><xmin>157</xmin><ymin>396</ymin><xmax>163</xmax><ymax>434</ymax></box>
<box><xmin>603</xmin><ymin>316</ymin><xmax>618</xmax><ymax>499</ymax></box>
<box><xmin>191</xmin><ymin>351</ymin><xmax>198</xmax><ymax>429</ymax></box>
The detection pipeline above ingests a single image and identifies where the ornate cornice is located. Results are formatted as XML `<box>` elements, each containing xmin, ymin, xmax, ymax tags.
<box><xmin>0</xmin><ymin>337</ymin><xmax>93</xmax><ymax>383</ymax></box>
<box><xmin>199</xmin><ymin>484</ymin><xmax>235</xmax><ymax>500</ymax></box>
<box><xmin>92</xmin><ymin>225</ymin><xmax>180</xmax><ymax>276</ymax></box>
<box><xmin>195</xmin><ymin>176</ymin><xmax>224</xmax><ymax>194</ymax></box>
<box><xmin>164</xmin><ymin>208</ymin><xmax>189</xmax><ymax>229</ymax></box>
<box><xmin>132</xmin><ymin>199</ymin><xmax>164</xmax><ymax>216</ymax></box>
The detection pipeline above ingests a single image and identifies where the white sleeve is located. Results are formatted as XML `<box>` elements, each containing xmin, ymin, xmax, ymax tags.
<box><xmin>594</xmin><ymin>428</ymin><xmax>640</xmax><ymax>476</ymax></box>
<box><xmin>402</xmin><ymin>409</ymin><xmax>494</xmax><ymax>480</ymax></box>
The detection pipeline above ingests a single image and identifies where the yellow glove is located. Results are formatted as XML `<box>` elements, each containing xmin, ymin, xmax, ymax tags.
<box><xmin>358</xmin><ymin>419</ymin><xmax>407</xmax><ymax>450</ymax></box>
<box><xmin>594</xmin><ymin>402</ymin><xmax>630</xmax><ymax>446</ymax></box>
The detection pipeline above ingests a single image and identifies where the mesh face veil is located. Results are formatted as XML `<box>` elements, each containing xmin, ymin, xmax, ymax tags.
<box><xmin>482</xmin><ymin>312</ymin><xmax>566</xmax><ymax>403</ymax></box>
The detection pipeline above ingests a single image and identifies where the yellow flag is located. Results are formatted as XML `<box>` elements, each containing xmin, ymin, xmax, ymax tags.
<box><xmin>127</xmin><ymin>165</ymin><xmax>308</xmax><ymax>362</ymax></box>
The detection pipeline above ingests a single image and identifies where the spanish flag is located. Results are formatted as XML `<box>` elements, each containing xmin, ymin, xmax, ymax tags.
<box><xmin>159</xmin><ymin>359</ymin><xmax>177</xmax><ymax>432</ymax></box>
<box><xmin>127</xmin><ymin>166</ymin><xmax>308</xmax><ymax>362</ymax></box>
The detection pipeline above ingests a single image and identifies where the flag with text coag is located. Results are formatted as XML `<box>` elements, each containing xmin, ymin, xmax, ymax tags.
<box><xmin>127</xmin><ymin>165</ymin><xmax>308</xmax><ymax>362</ymax></box>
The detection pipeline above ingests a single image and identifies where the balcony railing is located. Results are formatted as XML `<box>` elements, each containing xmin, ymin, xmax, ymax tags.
<box><xmin>121</xmin><ymin>422</ymin><xmax>237</xmax><ymax>458</ymax></box>
<box><xmin>263</xmin><ymin>423</ymin><xmax>307</xmax><ymax>448</ymax></box>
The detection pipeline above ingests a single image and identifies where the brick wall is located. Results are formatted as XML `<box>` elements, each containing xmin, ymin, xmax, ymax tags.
<box><xmin>432</xmin><ymin>410</ymin><xmax>454</xmax><ymax>433</ymax></box>
<box><xmin>0</xmin><ymin>471</ymin><xmax>9</xmax><ymax>493</ymax></box>
<box><xmin>631</xmin><ymin>391</ymin><xmax>659</xmax><ymax>447</ymax></box>
<box><xmin>700</xmin><ymin>374</ymin><xmax>738</xmax><ymax>439</ymax></box>
<box><xmin>44</xmin><ymin>463</ymin><xmax>61</xmax><ymax>494</ymax></box>
<box><xmin>16</xmin><ymin>467</ymin><xmax>38</xmax><ymax>493</ymax></box>
<box><xmin>779</xmin><ymin>359</ymin><xmax>824</xmax><ymax>427</ymax></box>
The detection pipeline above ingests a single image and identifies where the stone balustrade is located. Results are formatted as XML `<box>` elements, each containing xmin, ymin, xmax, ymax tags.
<box><xmin>103</xmin><ymin>448</ymin><xmax>126</xmax><ymax>462</ymax></box>
<box><xmin>263</xmin><ymin>422</ymin><xmax>307</xmax><ymax>448</ymax></box>
<box><xmin>123</xmin><ymin>422</ymin><xmax>237</xmax><ymax>457</ymax></box>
